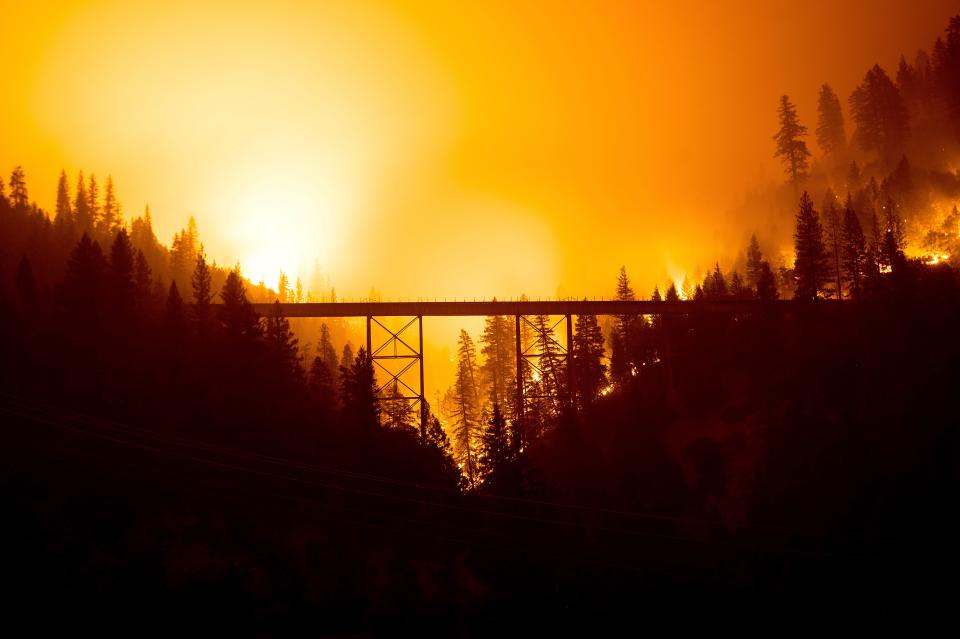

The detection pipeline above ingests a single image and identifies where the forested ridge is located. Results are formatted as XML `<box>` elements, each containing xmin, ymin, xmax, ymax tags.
<box><xmin>2</xmin><ymin>14</ymin><xmax>960</xmax><ymax>633</ymax></box>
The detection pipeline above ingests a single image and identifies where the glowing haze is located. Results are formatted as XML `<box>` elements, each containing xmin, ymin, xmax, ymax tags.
<box><xmin>1</xmin><ymin>0</ymin><xmax>956</xmax><ymax>296</ymax></box>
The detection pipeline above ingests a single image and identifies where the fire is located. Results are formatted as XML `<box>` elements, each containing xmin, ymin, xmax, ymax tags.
<box><xmin>925</xmin><ymin>253</ymin><xmax>950</xmax><ymax>265</ymax></box>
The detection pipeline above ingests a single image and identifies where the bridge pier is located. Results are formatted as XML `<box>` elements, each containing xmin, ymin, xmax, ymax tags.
<box><xmin>366</xmin><ymin>315</ymin><xmax>426</xmax><ymax>437</ymax></box>
<box><xmin>515</xmin><ymin>314</ymin><xmax>575</xmax><ymax>431</ymax></box>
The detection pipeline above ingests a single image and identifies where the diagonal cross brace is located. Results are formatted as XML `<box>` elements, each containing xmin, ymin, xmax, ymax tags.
<box><xmin>367</xmin><ymin>315</ymin><xmax>427</xmax><ymax>438</ymax></box>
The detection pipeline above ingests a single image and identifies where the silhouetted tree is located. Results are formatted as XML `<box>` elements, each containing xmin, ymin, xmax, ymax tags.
<box><xmin>340</xmin><ymin>346</ymin><xmax>379</xmax><ymax>430</ymax></box>
<box><xmin>86</xmin><ymin>174</ymin><xmax>100</xmax><ymax>231</ymax></box>
<box><xmin>822</xmin><ymin>190</ymin><xmax>843</xmax><ymax>299</ymax></box>
<box><xmin>793</xmin><ymin>192</ymin><xmax>829</xmax><ymax>300</ymax></box>
<box><xmin>816</xmin><ymin>84</ymin><xmax>847</xmax><ymax>158</ymax></box>
<box><xmin>881</xmin><ymin>198</ymin><xmax>907</xmax><ymax>272</ymax></box>
<box><xmin>382</xmin><ymin>382</ymin><xmax>416</xmax><ymax>432</ymax></box>
<box><xmin>60</xmin><ymin>233</ymin><xmax>106</xmax><ymax>319</ymax></box>
<box><xmin>572</xmin><ymin>311</ymin><xmax>606</xmax><ymax>408</ymax></box>
<box><xmin>108</xmin><ymin>229</ymin><xmax>135</xmax><ymax>312</ymax></box>
<box><xmin>74</xmin><ymin>172</ymin><xmax>90</xmax><ymax>231</ymax></box>
<box><xmin>163</xmin><ymin>281</ymin><xmax>186</xmax><ymax>336</ymax></box>
<box><xmin>277</xmin><ymin>271</ymin><xmax>290</xmax><ymax>303</ymax></box>
<box><xmin>480</xmin><ymin>312</ymin><xmax>515</xmax><ymax>414</ymax></box>
<box><xmin>479</xmin><ymin>403</ymin><xmax>512</xmax><ymax>488</ymax></box>
<box><xmin>840</xmin><ymin>197</ymin><xmax>867</xmax><ymax>299</ymax></box>
<box><xmin>308</xmin><ymin>351</ymin><xmax>338</xmax><ymax>414</ymax></box>
<box><xmin>773</xmin><ymin>95</ymin><xmax>811</xmax><ymax>186</ymax></box>
<box><xmin>265</xmin><ymin>300</ymin><xmax>303</xmax><ymax>384</ymax></box>
<box><xmin>191</xmin><ymin>247</ymin><xmax>213</xmax><ymax>327</ymax></box>
<box><xmin>746</xmin><ymin>234</ymin><xmax>764</xmax><ymax>291</ymax></box>
<box><xmin>703</xmin><ymin>263</ymin><xmax>728</xmax><ymax>299</ymax></box>
<box><xmin>54</xmin><ymin>170</ymin><xmax>73</xmax><ymax>232</ymax></box>
<box><xmin>317</xmin><ymin>324</ymin><xmax>339</xmax><ymax>378</ymax></box>
<box><xmin>448</xmin><ymin>330</ymin><xmax>481</xmax><ymax>486</ymax></box>
<box><xmin>730</xmin><ymin>272</ymin><xmax>746</xmax><ymax>298</ymax></box>
<box><xmin>610</xmin><ymin>266</ymin><xmax>638</xmax><ymax>383</ymax></box>
<box><xmin>340</xmin><ymin>343</ymin><xmax>354</xmax><ymax>374</ymax></box>
<box><xmin>218</xmin><ymin>268</ymin><xmax>261</xmax><ymax>340</ymax></box>
<box><xmin>424</xmin><ymin>410</ymin><xmax>460</xmax><ymax>485</ymax></box>
<box><xmin>665</xmin><ymin>283</ymin><xmax>680</xmax><ymax>302</ymax></box>
<box><xmin>850</xmin><ymin>64</ymin><xmax>910</xmax><ymax>164</ymax></box>
<box><xmin>133</xmin><ymin>249</ymin><xmax>153</xmax><ymax>309</ymax></box>
<box><xmin>170</xmin><ymin>217</ymin><xmax>199</xmax><ymax>292</ymax></box>
<box><xmin>99</xmin><ymin>176</ymin><xmax>121</xmax><ymax>237</ymax></box>
<box><xmin>757</xmin><ymin>261</ymin><xmax>779</xmax><ymax>300</ymax></box>
<box><xmin>8</xmin><ymin>166</ymin><xmax>28</xmax><ymax>209</ymax></box>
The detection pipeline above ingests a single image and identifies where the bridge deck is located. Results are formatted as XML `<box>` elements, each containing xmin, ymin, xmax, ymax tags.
<box><xmin>243</xmin><ymin>299</ymin><xmax>836</xmax><ymax>317</ymax></box>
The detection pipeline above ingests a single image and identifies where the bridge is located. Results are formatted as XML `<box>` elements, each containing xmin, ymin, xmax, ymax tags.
<box><xmin>247</xmin><ymin>299</ymin><xmax>820</xmax><ymax>436</ymax></box>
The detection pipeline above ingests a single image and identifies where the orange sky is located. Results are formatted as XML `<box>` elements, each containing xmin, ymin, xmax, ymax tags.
<box><xmin>2</xmin><ymin>0</ymin><xmax>957</xmax><ymax>298</ymax></box>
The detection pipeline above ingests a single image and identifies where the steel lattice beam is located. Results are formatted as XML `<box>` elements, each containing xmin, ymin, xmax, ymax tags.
<box><xmin>366</xmin><ymin>315</ymin><xmax>426</xmax><ymax>438</ymax></box>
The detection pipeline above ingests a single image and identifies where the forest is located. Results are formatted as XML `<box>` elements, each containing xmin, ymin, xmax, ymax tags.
<box><xmin>2</xmin><ymin>13</ymin><xmax>960</xmax><ymax>633</ymax></box>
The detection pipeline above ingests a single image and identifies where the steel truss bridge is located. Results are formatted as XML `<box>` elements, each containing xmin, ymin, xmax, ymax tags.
<box><xmin>249</xmin><ymin>299</ymin><xmax>811</xmax><ymax>437</ymax></box>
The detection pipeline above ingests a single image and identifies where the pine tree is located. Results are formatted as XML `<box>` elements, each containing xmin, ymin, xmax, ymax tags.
<box><xmin>793</xmin><ymin>192</ymin><xmax>830</xmax><ymax>300</ymax></box>
<box><xmin>448</xmin><ymin>330</ymin><xmax>481</xmax><ymax>486</ymax></box>
<box><xmin>340</xmin><ymin>347</ymin><xmax>379</xmax><ymax>430</ymax></box>
<box><xmin>8</xmin><ymin>166</ymin><xmax>28</xmax><ymax>209</ymax></box>
<box><xmin>816</xmin><ymin>84</ymin><xmax>847</xmax><ymax>157</ymax></box>
<box><xmin>704</xmin><ymin>263</ymin><xmax>728</xmax><ymax>299</ymax></box>
<box><xmin>881</xmin><ymin>198</ymin><xmax>906</xmax><ymax>271</ymax></box>
<box><xmin>340</xmin><ymin>343</ymin><xmax>354</xmax><ymax>373</ymax></box>
<box><xmin>746</xmin><ymin>233</ymin><xmax>764</xmax><ymax>291</ymax></box>
<box><xmin>480</xmin><ymin>312</ymin><xmax>516</xmax><ymax>414</ymax></box>
<box><xmin>134</xmin><ymin>249</ymin><xmax>153</xmax><ymax>309</ymax></box>
<box><xmin>532</xmin><ymin>314</ymin><xmax>568</xmax><ymax>414</ymax></box>
<box><xmin>265</xmin><ymin>300</ymin><xmax>303</xmax><ymax>383</ymax></box>
<box><xmin>424</xmin><ymin>410</ymin><xmax>460</xmax><ymax>485</ymax></box>
<box><xmin>822</xmin><ymin>190</ymin><xmax>843</xmax><ymax>299</ymax></box>
<box><xmin>730</xmin><ymin>272</ymin><xmax>746</xmax><ymax>298</ymax></box>
<box><xmin>54</xmin><ymin>170</ymin><xmax>73</xmax><ymax>230</ymax></box>
<box><xmin>308</xmin><ymin>354</ymin><xmax>338</xmax><ymax>414</ymax></box>
<box><xmin>651</xmin><ymin>285</ymin><xmax>662</xmax><ymax>302</ymax></box>
<box><xmin>572</xmin><ymin>312</ymin><xmax>606</xmax><ymax>409</ymax></box>
<box><xmin>164</xmin><ymin>281</ymin><xmax>186</xmax><ymax>334</ymax></box>
<box><xmin>108</xmin><ymin>229</ymin><xmax>136</xmax><ymax>310</ymax></box>
<box><xmin>840</xmin><ymin>197</ymin><xmax>866</xmax><ymax>299</ymax></box>
<box><xmin>665</xmin><ymin>283</ymin><xmax>680</xmax><ymax>302</ymax></box>
<box><xmin>74</xmin><ymin>172</ymin><xmax>90</xmax><ymax>231</ymax></box>
<box><xmin>191</xmin><ymin>247</ymin><xmax>213</xmax><ymax>325</ymax></box>
<box><xmin>773</xmin><ymin>95</ymin><xmax>811</xmax><ymax>186</ymax></box>
<box><xmin>170</xmin><ymin>219</ymin><xmax>199</xmax><ymax>292</ymax></box>
<box><xmin>849</xmin><ymin>64</ymin><xmax>910</xmax><ymax>165</ymax></box>
<box><xmin>99</xmin><ymin>176</ymin><xmax>121</xmax><ymax>237</ymax></box>
<box><xmin>317</xmin><ymin>323</ymin><xmax>339</xmax><ymax>374</ymax></box>
<box><xmin>757</xmin><ymin>262</ymin><xmax>779</xmax><ymax>300</ymax></box>
<box><xmin>218</xmin><ymin>267</ymin><xmax>261</xmax><ymax>340</ymax></box>
<box><xmin>610</xmin><ymin>266</ymin><xmax>638</xmax><ymax>383</ymax></box>
<box><xmin>382</xmin><ymin>381</ymin><xmax>416</xmax><ymax>431</ymax></box>
<box><xmin>277</xmin><ymin>271</ymin><xmax>290</xmax><ymax>303</ymax></box>
<box><xmin>86</xmin><ymin>174</ymin><xmax>101</xmax><ymax>231</ymax></box>
<box><xmin>60</xmin><ymin>233</ymin><xmax>106</xmax><ymax>318</ymax></box>
<box><xmin>479</xmin><ymin>403</ymin><xmax>512</xmax><ymax>487</ymax></box>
